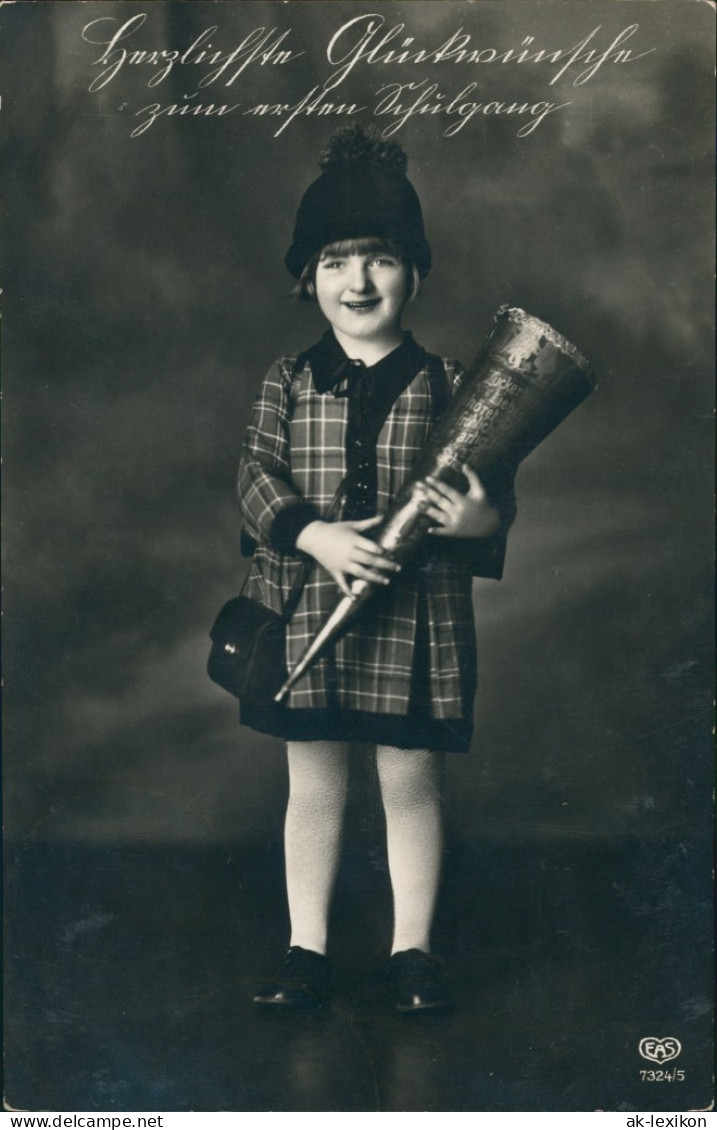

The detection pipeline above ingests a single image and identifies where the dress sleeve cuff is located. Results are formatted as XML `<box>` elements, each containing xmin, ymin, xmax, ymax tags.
<box><xmin>428</xmin><ymin>463</ymin><xmax>517</xmax><ymax>579</ymax></box>
<box><xmin>270</xmin><ymin>502</ymin><xmax>321</xmax><ymax>553</ymax></box>
<box><xmin>448</xmin><ymin>534</ymin><xmax>508</xmax><ymax>580</ymax></box>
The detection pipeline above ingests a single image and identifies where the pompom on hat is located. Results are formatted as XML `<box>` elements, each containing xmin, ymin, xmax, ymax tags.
<box><xmin>285</xmin><ymin>124</ymin><xmax>432</xmax><ymax>279</ymax></box>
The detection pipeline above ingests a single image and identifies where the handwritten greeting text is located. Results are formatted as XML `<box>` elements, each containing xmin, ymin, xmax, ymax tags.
<box><xmin>322</xmin><ymin>13</ymin><xmax>653</xmax><ymax>89</ymax></box>
<box><xmin>80</xmin><ymin>10</ymin><xmax>657</xmax><ymax>139</ymax></box>
<box><xmin>82</xmin><ymin>14</ymin><xmax>304</xmax><ymax>90</ymax></box>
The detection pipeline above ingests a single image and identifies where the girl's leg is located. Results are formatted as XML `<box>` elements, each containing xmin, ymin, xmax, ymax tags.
<box><xmin>284</xmin><ymin>740</ymin><xmax>349</xmax><ymax>955</ymax></box>
<box><xmin>376</xmin><ymin>745</ymin><xmax>444</xmax><ymax>955</ymax></box>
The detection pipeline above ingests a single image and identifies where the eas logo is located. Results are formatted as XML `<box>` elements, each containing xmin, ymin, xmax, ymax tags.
<box><xmin>638</xmin><ymin>1037</ymin><xmax>682</xmax><ymax>1063</ymax></box>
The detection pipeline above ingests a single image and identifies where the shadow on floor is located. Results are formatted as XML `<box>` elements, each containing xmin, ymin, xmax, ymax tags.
<box><xmin>4</xmin><ymin>835</ymin><xmax>714</xmax><ymax>1112</ymax></box>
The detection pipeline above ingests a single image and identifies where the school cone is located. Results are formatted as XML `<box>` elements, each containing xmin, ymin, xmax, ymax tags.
<box><xmin>274</xmin><ymin>306</ymin><xmax>597</xmax><ymax>704</ymax></box>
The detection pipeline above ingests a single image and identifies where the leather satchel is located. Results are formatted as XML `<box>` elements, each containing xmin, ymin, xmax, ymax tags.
<box><xmin>207</xmin><ymin>571</ymin><xmax>308</xmax><ymax>703</ymax></box>
<box><xmin>208</xmin><ymin>468</ymin><xmax>355</xmax><ymax>701</ymax></box>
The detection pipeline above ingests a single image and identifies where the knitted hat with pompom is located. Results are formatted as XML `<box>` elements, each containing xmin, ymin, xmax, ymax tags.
<box><xmin>285</xmin><ymin>125</ymin><xmax>431</xmax><ymax>279</ymax></box>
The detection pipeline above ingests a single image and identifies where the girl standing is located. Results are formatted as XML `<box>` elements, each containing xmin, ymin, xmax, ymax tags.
<box><xmin>237</xmin><ymin>126</ymin><xmax>516</xmax><ymax>1011</ymax></box>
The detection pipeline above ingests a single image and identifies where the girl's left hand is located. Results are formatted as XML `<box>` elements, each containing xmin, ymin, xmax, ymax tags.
<box><xmin>416</xmin><ymin>464</ymin><xmax>501</xmax><ymax>539</ymax></box>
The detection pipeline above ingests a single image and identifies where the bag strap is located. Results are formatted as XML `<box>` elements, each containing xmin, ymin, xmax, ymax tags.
<box><xmin>240</xmin><ymin>465</ymin><xmax>354</xmax><ymax>621</ymax></box>
<box><xmin>425</xmin><ymin>353</ymin><xmax>452</xmax><ymax>420</ymax></box>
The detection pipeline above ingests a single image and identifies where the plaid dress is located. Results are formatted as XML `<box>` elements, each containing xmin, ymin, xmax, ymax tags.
<box><xmin>236</xmin><ymin>335</ymin><xmax>516</xmax><ymax>752</ymax></box>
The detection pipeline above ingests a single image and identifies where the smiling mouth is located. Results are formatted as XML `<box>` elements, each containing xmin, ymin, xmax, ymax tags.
<box><xmin>342</xmin><ymin>299</ymin><xmax>381</xmax><ymax>312</ymax></box>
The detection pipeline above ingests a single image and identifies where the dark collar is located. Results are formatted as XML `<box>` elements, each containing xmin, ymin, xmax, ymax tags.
<box><xmin>298</xmin><ymin>331</ymin><xmax>426</xmax><ymax>396</ymax></box>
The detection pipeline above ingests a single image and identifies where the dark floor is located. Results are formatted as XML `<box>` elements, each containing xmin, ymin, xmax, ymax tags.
<box><xmin>4</xmin><ymin>834</ymin><xmax>714</xmax><ymax>1113</ymax></box>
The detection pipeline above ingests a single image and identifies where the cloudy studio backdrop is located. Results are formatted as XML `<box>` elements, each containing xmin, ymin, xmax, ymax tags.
<box><xmin>3</xmin><ymin>0</ymin><xmax>714</xmax><ymax>1113</ymax></box>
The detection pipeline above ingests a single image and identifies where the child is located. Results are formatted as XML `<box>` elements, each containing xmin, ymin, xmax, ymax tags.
<box><xmin>237</xmin><ymin>125</ymin><xmax>516</xmax><ymax>1012</ymax></box>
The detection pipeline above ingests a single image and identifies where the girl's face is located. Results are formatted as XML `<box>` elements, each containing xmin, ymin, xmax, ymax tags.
<box><xmin>314</xmin><ymin>243</ymin><xmax>411</xmax><ymax>347</ymax></box>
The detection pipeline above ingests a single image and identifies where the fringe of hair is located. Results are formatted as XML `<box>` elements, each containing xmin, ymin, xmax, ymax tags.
<box><xmin>293</xmin><ymin>237</ymin><xmax>421</xmax><ymax>303</ymax></box>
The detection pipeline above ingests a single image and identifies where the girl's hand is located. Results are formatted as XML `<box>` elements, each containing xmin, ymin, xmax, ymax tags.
<box><xmin>416</xmin><ymin>464</ymin><xmax>501</xmax><ymax>539</ymax></box>
<box><xmin>296</xmin><ymin>516</ymin><xmax>401</xmax><ymax>596</ymax></box>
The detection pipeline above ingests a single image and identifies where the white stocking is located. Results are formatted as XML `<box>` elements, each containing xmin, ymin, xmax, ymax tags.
<box><xmin>284</xmin><ymin>740</ymin><xmax>349</xmax><ymax>955</ymax></box>
<box><xmin>376</xmin><ymin>745</ymin><xmax>444</xmax><ymax>955</ymax></box>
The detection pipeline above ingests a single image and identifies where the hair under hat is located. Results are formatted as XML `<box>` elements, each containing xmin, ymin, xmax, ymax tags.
<box><xmin>285</xmin><ymin>125</ymin><xmax>432</xmax><ymax>279</ymax></box>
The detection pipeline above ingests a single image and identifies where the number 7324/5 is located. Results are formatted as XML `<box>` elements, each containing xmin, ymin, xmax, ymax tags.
<box><xmin>640</xmin><ymin>1069</ymin><xmax>686</xmax><ymax>1082</ymax></box>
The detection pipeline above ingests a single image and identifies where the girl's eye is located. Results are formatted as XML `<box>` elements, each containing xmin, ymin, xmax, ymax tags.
<box><xmin>320</xmin><ymin>259</ymin><xmax>345</xmax><ymax>270</ymax></box>
<box><xmin>371</xmin><ymin>257</ymin><xmax>399</xmax><ymax>268</ymax></box>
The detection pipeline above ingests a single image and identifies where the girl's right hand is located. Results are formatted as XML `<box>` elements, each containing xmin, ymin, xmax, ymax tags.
<box><xmin>295</xmin><ymin>517</ymin><xmax>401</xmax><ymax>596</ymax></box>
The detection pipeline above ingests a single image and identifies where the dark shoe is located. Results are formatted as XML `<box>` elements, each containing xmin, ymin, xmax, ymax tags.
<box><xmin>253</xmin><ymin>946</ymin><xmax>331</xmax><ymax>1009</ymax></box>
<box><xmin>388</xmin><ymin>949</ymin><xmax>452</xmax><ymax>1013</ymax></box>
